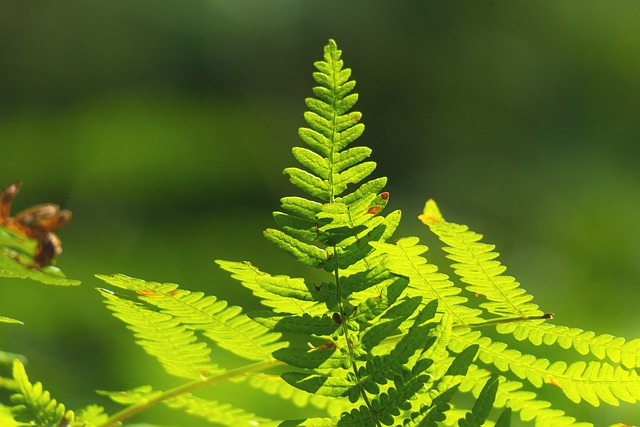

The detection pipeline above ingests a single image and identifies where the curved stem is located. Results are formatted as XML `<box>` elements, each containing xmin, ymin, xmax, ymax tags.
<box><xmin>98</xmin><ymin>359</ymin><xmax>280</xmax><ymax>427</ymax></box>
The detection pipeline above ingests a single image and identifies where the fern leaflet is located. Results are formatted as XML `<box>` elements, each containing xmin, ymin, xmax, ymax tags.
<box><xmin>496</xmin><ymin>321</ymin><xmax>640</xmax><ymax>369</ymax></box>
<box><xmin>98</xmin><ymin>288</ymin><xmax>222</xmax><ymax>379</ymax></box>
<box><xmin>419</xmin><ymin>199</ymin><xmax>542</xmax><ymax>319</ymax></box>
<box><xmin>9</xmin><ymin>360</ymin><xmax>67</xmax><ymax>427</ymax></box>
<box><xmin>97</xmin><ymin>273</ymin><xmax>284</xmax><ymax>362</ymax></box>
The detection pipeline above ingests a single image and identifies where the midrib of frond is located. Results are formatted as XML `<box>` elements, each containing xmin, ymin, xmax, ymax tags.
<box><xmin>328</xmin><ymin>72</ymin><xmax>339</xmax><ymax>203</ymax></box>
<box><xmin>319</xmin><ymin>42</ymin><xmax>385</xmax><ymax>425</ymax></box>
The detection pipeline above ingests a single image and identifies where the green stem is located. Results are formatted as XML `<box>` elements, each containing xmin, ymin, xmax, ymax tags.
<box><xmin>333</xmin><ymin>247</ymin><xmax>382</xmax><ymax>427</ymax></box>
<box><xmin>455</xmin><ymin>313</ymin><xmax>554</xmax><ymax>331</ymax></box>
<box><xmin>98</xmin><ymin>359</ymin><xmax>280</xmax><ymax>427</ymax></box>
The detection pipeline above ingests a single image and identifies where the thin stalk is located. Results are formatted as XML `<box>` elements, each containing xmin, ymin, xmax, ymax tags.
<box><xmin>98</xmin><ymin>359</ymin><xmax>280</xmax><ymax>427</ymax></box>
<box><xmin>455</xmin><ymin>313</ymin><xmax>554</xmax><ymax>331</ymax></box>
<box><xmin>332</xmin><ymin>246</ymin><xmax>382</xmax><ymax>427</ymax></box>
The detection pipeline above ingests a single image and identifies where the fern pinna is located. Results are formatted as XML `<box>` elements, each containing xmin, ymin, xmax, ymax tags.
<box><xmin>3</xmin><ymin>39</ymin><xmax>640</xmax><ymax>427</ymax></box>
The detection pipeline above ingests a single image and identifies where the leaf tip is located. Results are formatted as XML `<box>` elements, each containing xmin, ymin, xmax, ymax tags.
<box><xmin>418</xmin><ymin>199</ymin><xmax>443</xmax><ymax>224</ymax></box>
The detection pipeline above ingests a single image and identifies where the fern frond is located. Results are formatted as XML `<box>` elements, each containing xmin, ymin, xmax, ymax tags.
<box><xmin>73</xmin><ymin>405</ymin><xmax>109</xmax><ymax>427</ymax></box>
<box><xmin>281</xmin><ymin>371</ymin><xmax>352</xmax><ymax>398</ymax></box>
<box><xmin>9</xmin><ymin>360</ymin><xmax>66</xmax><ymax>427</ymax></box>
<box><xmin>98</xmin><ymin>288</ymin><xmax>221</xmax><ymax>379</ymax></box>
<box><xmin>216</xmin><ymin>260</ymin><xmax>327</xmax><ymax>316</ymax></box>
<box><xmin>459</xmin><ymin>366</ymin><xmax>593</xmax><ymax>427</ymax></box>
<box><xmin>247</xmin><ymin>373</ymin><xmax>349</xmax><ymax>416</ymax></box>
<box><xmin>262</xmin><ymin>39</ymin><xmax>397</xmax><ymax>279</ymax></box>
<box><xmin>96</xmin><ymin>385</ymin><xmax>162</xmax><ymax>405</ymax></box>
<box><xmin>288</xmin><ymin>37</ymin><xmax>367</xmax><ymax>201</ymax></box>
<box><xmin>496</xmin><ymin>321</ymin><xmax>640</xmax><ymax>369</ymax></box>
<box><xmin>371</xmin><ymin>237</ymin><xmax>483</xmax><ymax>326</ymax></box>
<box><xmin>458</xmin><ymin>375</ymin><xmax>505</xmax><ymax>427</ymax></box>
<box><xmin>420</xmin><ymin>200</ymin><xmax>542</xmax><ymax>319</ymax></box>
<box><xmin>402</xmin><ymin>345</ymin><xmax>479</xmax><ymax>427</ymax></box>
<box><xmin>96</xmin><ymin>274</ymin><xmax>284</xmax><ymax>361</ymax></box>
<box><xmin>452</xmin><ymin>330</ymin><xmax>640</xmax><ymax>407</ymax></box>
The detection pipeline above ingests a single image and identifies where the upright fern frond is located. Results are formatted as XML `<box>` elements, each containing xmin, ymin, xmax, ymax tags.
<box><xmin>213</xmin><ymin>40</ymin><xmax>497</xmax><ymax>427</ymax></box>
<box><xmin>264</xmin><ymin>39</ymin><xmax>397</xmax><ymax>277</ymax></box>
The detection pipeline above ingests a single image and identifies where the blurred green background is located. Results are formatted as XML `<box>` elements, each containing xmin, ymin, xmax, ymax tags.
<box><xmin>1</xmin><ymin>1</ymin><xmax>640</xmax><ymax>425</ymax></box>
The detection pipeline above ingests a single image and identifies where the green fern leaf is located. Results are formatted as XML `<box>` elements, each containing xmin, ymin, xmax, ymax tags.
<box><xmin>73</xmin><ymin>404</ymin><xmax>109</xmax><ymax>427</ymax></box>
<box><xmin>273</xmin><ymin>347</ymin><xmax>347</xmax><ymax>370</ymax></box>
<box><xmin>371</xmin><ymin>237</ymin><xmax>483</xmax><ymax>326</ymax></box>
<box><xmin>408</xmin><ymin>387</ymin><xmax>458</xmax><ymax>427</ymax></box>
<box><xmin>403</xmin><ymin>346</ymin><xmax>479</xmax><ymax>427</ymax></box>
<box><xmin>279</xmin><ymin>196</ymin><xmax>323</xmax><ymax>221</ymax></box>
<box><xmin>460</xmin><ymin>366</ymin><xmax>593</xmax><ymax>427</ymax></box>
<box><xmin>360</xmin><ymin>296</ymin><xmax>422</xmax><ymax>352</ymax></box>
<box><xmin>247</xmin><ymin>373</ymin><xmax>349</xmax><ymax>416</ymax></box>
<box><xmin>9</xmin><ymin>360</ymin><xmax>66</xmax><ymax>427</ymax></box>
<box><xmin>494</xmin><ymin>407</ymin><xmax>512</xmax><ymax>427</ymax></box>
<box><xmin>215</xmin><ymin>260</ymin><xmax>328</xmax><ymax>316</ymax></box>
<box><xmin>96</xmin><ymin>273</ymin><xmax>284</xmax><ymax>361</ymax></box>
<box><xmin>251</xmin><ymin>312</ymin><xmax>338</xmax><ymax>336</ymax></box>
<box><xmin>453</xmin><ymin>330</ymin><xmax>640</xmax><ymax>407</ymax></box>
<box><xmin>98</xmin><ymin>288</ymin><xmax>221</xmax><ymax>379</ymax></box>
<box><xmin>96</xmin><ymin>385</ymin><xmax>162</xmax><ymax>405</ymax></box>
<box><xmin>264</xmin><ymin>228</ymin><xmax>329</xmax><ymax>268</ymax></box>
<box><xmin>420</xmin><ymin>200</ymin><xmax>541</xmax><ymax>319</ymax></box>
<box><xmin>266</xmin><ymin>39</ymin><xmax>393</xmax><ymax>277</ymax></box>
<box><xmin>458</xmin><ymin>375</ymin><xmax>503</xmax><ymax>427</ymax></box>
<box><xmin>496</xmin><ymin>322</ymin><xmax>640</xmax><ymax>369</ymax></box>
<box><xmin>281</xmin><ymin>371</ymin><xmax>352</xmax><ymax>397</ymax></box>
